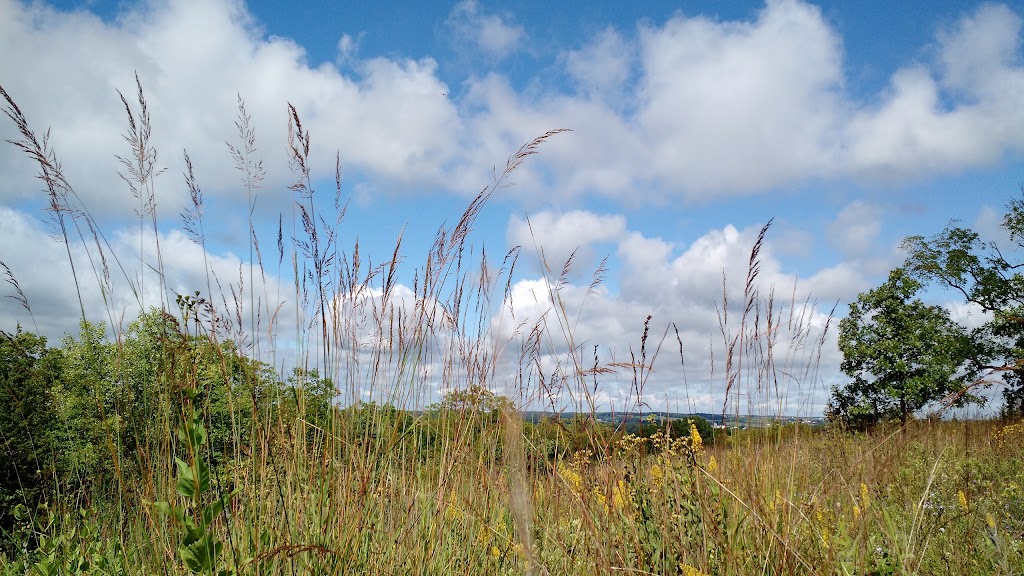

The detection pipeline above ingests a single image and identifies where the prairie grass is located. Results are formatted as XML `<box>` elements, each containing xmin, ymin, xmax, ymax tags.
<box><xmin>1</xmin><ymin>78</ymin><xmax>1022</xmax><ymax>576</ymax></box>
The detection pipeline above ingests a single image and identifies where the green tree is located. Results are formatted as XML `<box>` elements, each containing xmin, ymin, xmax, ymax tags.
<box><xmin>435</xmin><ymin>384</ymin><xmax>513</xmax><ymax>417</ymax></box>
<box><xmin>829</xmin><ymin>268</ymin><xmax>982</xmax><ymax>428</ymax></box>
<box><xmin>0</xmin><ymin>327</ymin><xmax>59</xmax><ymax>546</ymax></box>
<box><xmin>902</xmin><ymin>195</ymin><xmax>1024</xmax><ymax>418</ymax></box>
<box><xmin>52</xmin><ymin>320</ymin><xmax>118</xmax><ymax>490</ymax></box>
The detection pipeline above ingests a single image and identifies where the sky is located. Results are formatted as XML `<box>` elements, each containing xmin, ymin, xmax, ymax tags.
<box><xmin>1</xmin><ymin>0</ymin><xmax>1023</xmax><ymax>416</ymax></box>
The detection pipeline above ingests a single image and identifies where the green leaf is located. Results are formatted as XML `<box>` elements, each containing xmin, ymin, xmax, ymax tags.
<box><xmin>180</xmin><ymin>534</ymin><xmax>223</xmax><ymax>574</ymax></box>
<box><xmin>175</xmin><ymin>457</ymin><xmax>197</xmax><ymax>499</ymax></box>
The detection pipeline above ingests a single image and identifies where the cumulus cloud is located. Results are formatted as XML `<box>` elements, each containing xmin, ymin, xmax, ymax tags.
<box><xmin>974</xmin><ymin>204</ymin><xmax>1015</xmax><ymax>247</ymax></box>
<box><xmin>828</xmin><ymin>200</ymin><xmax>881</xmax><ymax>257</ymax></box>
<box><xmin>492</xmin><ymin>213</ymin><xmax>841</xmax><ymax>414</ymax></box>
<box><xmin>507</xmin><ymin>210</ymin><xmax>626</xmax><ymax>277</ymax></box>
<box><xmin>0</xmin><ymin>0</ymin><xmax>462</xmax><ymax>219</ymax></box>
<box><xmin>4</xmin><ymin>0</ymin><xmax>1024</xmax><ymax>211</ymax></box>
<box><xmin>0</xmin><ymin>205</ymin><xmax>295</xmax><ymax>348</ymax></box>
<box><xmin>944</xmin><ymin>300</ymin><xmax>992</xmax><ymax>330</ymax></box>
<box><xmin>846</xmin><ymin>4</ymin><xmax>1024</xmax><ymax>177</ymax></box>
<box><xmin>636</xmin><ymin>0</ymin><xmax>845</xmax><ymax>194</ymax></box>
<box><xmin>564</xmin><ymin>27</ymin><xmax>634</xmax><ymax>104</ymax></box>
<box><xmin>445</xmin><ymin>0</ymin><xmax>525</xmax><ymax>60</ymax></box>
<box><xmin>6</xmin><ymin>0</ymin><xmax>1024</xmax><ymax>414</ymax></box>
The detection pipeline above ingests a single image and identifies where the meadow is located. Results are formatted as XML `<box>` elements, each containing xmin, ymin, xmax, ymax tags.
<box><xmin>1</xmin><ymin>80</ymin><xmax>1023</xmax><ymax>575</ymax></box>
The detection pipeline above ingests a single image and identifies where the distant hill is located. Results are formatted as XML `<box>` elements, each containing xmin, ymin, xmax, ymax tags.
<box><xmin>521</xmin><ymin>411</ymin><xmax>827</xmax><ymax>429</ymax></box>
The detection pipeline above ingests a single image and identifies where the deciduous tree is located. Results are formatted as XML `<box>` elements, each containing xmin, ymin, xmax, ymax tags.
<box><xmin>829</xmin><ymin>268</ymin><xmax>981</xmax><ymax>428</ymax></box>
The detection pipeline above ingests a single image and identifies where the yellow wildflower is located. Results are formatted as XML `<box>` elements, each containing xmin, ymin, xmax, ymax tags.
<box><xmin>612</xmin><ymin>479</ymin><xmax>630</xmax><ymax>510</ymax></box>
<box><xmin>860</xmin><ymin>483</ymin><xmax>870</xmax><ymax>510</ymax></box>
<box><xmin>986</xmin><ymin>512</ymin><xmax>997</xmax><ymax>530</ymax></box>
<box><xmin>680</xmin><ymin>564</ymin><xmax>710</xmax><ymax>576</ymax></box>
<box><xmin>591</xmin><ymin>485</ymin><xmax>608</xmax><ymax>511</ymax></box>
<box><xmin>957</xmin><ymin>489</ymin><xmax>968</xmax><ymax>512</ymax></box>
<box><xmin>491</xmin><ymin>545</ymin><xmax>501</xmax><ymax>559</ymax></box>
<box><xmin>444</xmin><ymin>500</ymin><xmax>462</xmax><ymax>523</ymax></box>
<box><xmin>707</xmin><ymin>455</ymin><xmax>718</xmax><ymax>474</ymax></box>
<box><xmin>853</xmin><ymin>504</ymin><xmax>861</xmax><ymax>520</ymax></box>
<box><xmin>992</xmin><ymin>422</ymin><xmax>1024</xmax><ymax>449</ymax></box>
<box><xmin>476</xmin><ymin>525</ymin><xmax>490</xmax><ymax>546</ymax></box>
<box><xmin>558</xmin><ymin>462</ymin><xmax>583</xmax><ymax>493</ymax></box>
<box><xmin>689</xmin><ymin>422</ymin><xmax>704</xmax><ymax>455</ymax></box>
<box><xmin>650</xmin><ymin>463</ymin><xmax>664</xmax><ymax>485</ymax></box>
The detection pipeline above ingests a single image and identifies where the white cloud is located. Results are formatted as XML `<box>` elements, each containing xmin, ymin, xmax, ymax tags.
<box><xmin>4</xmin><ymin>0</ymin><xmax>1024</xmax><ymax>212</ymax></box>
<box><xmin>0</xmin><ymin>205</ymin><xmax>295</xmax><ymax>349</ymax></box>
<box><xmin>829</xmin><ymin>200</ymin><xmax>881</xmax><ymax>257</ymax></box>
<box><xmin>507</xmin><ymin>210</ymin><xmax>626</xmax><ymax>276</ymax></box>
<box><xmin>491</xmin><ymin>216</ymin><xmax>841</xmax><ymax>414</ymax></box>
<box><xmin>564</xmin><ymin>27</ymin><xmax>634</xmax><ymax>104</ymax></box>
<box><xmin>938</xmin><ymin>4</ymin><xmax>1022</xmax><ymax>97</ymax></box>
<box><xmin>0</xmin><ymin>0</ymin><xmax>462</xmax><ymax>219</ymax></box>
<box><xmin>974</xmin><ymin>204</ymin><xmax>1015</xmax><ymax>247</ymax></box>
<box><xmin>636</xmin><ymin>0</ymin><xmax>845</xmax><ymax>195</ymax></box>
<box><xmin>847</xmin><ymin>4</ymin><xmax>1024</xmax><ymax>178</ymax></box>
<box><xmin>446</xmin><ymin>0</ymin><xmax>525</xmax><ymax>60</ymax></box>
<box><xmin>944</xmin><ymin>300</ymin><xmax>992</xmax><ymax>330</ymax></box>
<box><xmin>802</xmin><ymin>262</ymin><xmax>873</xmax><ymax>302</ymax></box>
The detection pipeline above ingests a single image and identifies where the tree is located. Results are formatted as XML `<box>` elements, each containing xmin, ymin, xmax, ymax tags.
<box><xmin>829</xmin><ymin>268</ymin><xmax>982</xmax><ymax>428</ymax></box>
<box><xmin>0</xmin><ymin>327</ymin><xmax>59</xmax><ymax>546</ymax></box>
<box><xmin>902</xmin><ymin>195</ymin><xmax>1024</xmax><ymax>418</ymax></box>
<box><xmin>435</xmin><ymin>384</ymin><xmax>513</xmax><ymax>418</ymax></box>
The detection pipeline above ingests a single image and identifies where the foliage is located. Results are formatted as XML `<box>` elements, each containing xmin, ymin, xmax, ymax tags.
<box><xmin>151</xmin><ymin>409</ymin><xmax>237</xmax><ymax>576</ymax></box>
<box><xmin>0</xmin><ymin>328</ymin><xmax>58</xmax><ymax>555</ymax></box>
<box><xmin>830</xmin><ymin>268</ymin><xmax>981</xmax><ymax>428</ymax></box>
<box><xmin>902</xmin><ymin>195</ymin><xmax>1024</xmax><ymax>417</ymax></box>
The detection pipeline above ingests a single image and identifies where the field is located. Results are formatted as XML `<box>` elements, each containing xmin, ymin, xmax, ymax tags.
<box><xmin>1</xmin><ymin>82</ymin><xmax>1023</xmax><ymax>575</ymax></box>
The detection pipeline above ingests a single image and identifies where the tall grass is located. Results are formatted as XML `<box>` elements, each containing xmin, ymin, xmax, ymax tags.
<box><xmin>1</xmin><ymin>78</ymin><xmax>1022</xmax><ymax>576</ymax></box>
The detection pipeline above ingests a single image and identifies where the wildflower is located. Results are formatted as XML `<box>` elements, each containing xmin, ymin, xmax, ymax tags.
<box><xmin>680</xmin><ymin>564</ymin><xmax>710</xmax><ymax>576</ymax></box>
<box><xmin>569</xmin><ymin>449</ymin><xmax>592</xmax><ymax>471</ymax></box>
<box><xmin>491</xmin><ymin>545</ymin><xmax>501</xmax><ymax>559</ymax></box>
<box><xmin>986</xmin><ymin>512</ymin><xmax>997</xmax><ymax>530</ymax></box>
<box><xmin>957</xmin><ymin>489</ymin><xmax>968</xmax><ymax>512</ymax></box>
<box><xmin>706</xmin><ymin>455</ymin><xmax>718</xmax><ymax>474</ymax></box>
<box><xmin>444</xmin><ymin>500</ymin><xmax>462</xmax><ymax>523</ymax></box>
<box><xmin>853</xmin><ymin>505</ymin><xmax>861</xmax><ymax>520</ymax></box>
<box><xmin>650</xmin><ymin>463</ymin><xmax>664</xmax><ymax>485</ymax></box>
<box><xmin>860</xmin><ymin>483</ymin><xmax>870</xmax><ymax>510</ymax></box>
<box><xmin>476</xmin><ymin>525</ymin><xmax>490</xmax><ymax>546</ymax></box>
<box><xmin>689</xmin><ymin>422</ymin><xmax>704</xmax><ymax>455</ymax></box>
<box><xmin>558</xmin><ymin>462</ymin><xmax>583</xmax><ymax>493</ymax></box>
<box><xmin>533</xmin><ymin>482</ymin><xmax>545</xmax><ymax>503</ymax></box>
<box><xmin>591</xmin><ymin>486</ymin><xmax>608</xmax><ymax>511</ymax></box>
<box><xmin>612</xmin><ymin>479</ymin><xmax>630</xmax><ymax>510</ymax></box>
<box><xmin>617</xmin><ymin>432</ymin><xmax>647</xmax><ymax>455</ymax></box>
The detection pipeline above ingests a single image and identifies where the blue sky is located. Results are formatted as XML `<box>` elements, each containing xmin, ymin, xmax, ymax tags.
<box><xmin>1</xmin><ymin>0</ymin><xmax>1023</xmax><ymax>415</ymax></box>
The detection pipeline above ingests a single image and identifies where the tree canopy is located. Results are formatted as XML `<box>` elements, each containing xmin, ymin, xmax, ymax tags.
<box><xmin>902</xmin><ymin>195</ymin><xmax>1024</xmax><ymax>417</ymax></box>
<box><xmin>829</xmin><ymin>268</ymin><xmax>981</xmax><ymax>428</ymax></box>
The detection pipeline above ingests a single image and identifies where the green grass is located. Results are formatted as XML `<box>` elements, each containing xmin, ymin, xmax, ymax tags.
<box><xmin>1</xmin><ymin>79</ymin><xmax>1022</xmax><ymax>575</ymax></box>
